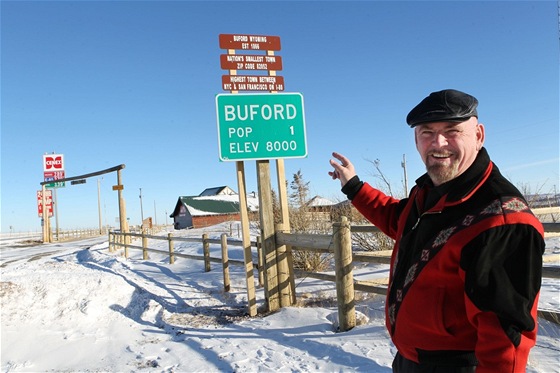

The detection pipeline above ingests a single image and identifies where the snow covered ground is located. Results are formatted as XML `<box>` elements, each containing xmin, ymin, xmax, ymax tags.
<box><xmin>1</xmin><ymin>223</ymin><xmax>559</xmax><ymax>372</ymax></box>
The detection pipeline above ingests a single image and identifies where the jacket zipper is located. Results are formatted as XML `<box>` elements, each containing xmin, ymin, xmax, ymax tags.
<box><xmin>411</xmin><ymin>210</ymin><xmax>442</xmax><ymax>230</ymax></box>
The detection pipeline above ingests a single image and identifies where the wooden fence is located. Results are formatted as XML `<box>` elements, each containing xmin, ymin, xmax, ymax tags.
<box><xmin>109</xmin><ymin>221</ymin><xmax>560</xmax><ymax>331</ymax></box>
<box><xmin>109</xmin><ymin>230</ymin><xmax>267</xmax><ymax>289</ymax></box>
<box><xmin>53</xmin><ymin>228</ymin><xmax>105</xmax><ymax>241</ymax></box>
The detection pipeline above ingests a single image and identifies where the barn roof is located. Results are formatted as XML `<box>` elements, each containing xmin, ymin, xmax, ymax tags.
<box><xmin>306</xmin><ymin>195</ymin><xmax>336</xmax><ymax>207</ymax></box>
<box><xmin>179</xmin><ymin>196</ymin><xmax>239</xmax><ymax>215</ymax></box>
<box><xmin>199</xmin><ymin>186</ymin><xmax>235</xmax><ymax>196</ymax></box>
<box><xmin>170</xmin><ymin>194</ymin><xmax>259</xmax><ymax>217</ymax></box>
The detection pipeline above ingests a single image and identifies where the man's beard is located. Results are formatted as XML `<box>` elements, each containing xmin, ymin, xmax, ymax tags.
<box><xmin>426</xmin><ymin>162</ymin><xmax>459</xmax><ymax>186</ymax></box>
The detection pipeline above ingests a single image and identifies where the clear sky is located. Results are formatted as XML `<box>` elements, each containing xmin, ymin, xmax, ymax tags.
<box><xmin>1</xmin><ymin>0</ymin><xmax>558</xmax><ymax>233</ymax></box>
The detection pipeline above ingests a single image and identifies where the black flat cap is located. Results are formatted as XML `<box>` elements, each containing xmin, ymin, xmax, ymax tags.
<box><xmin>406</xmin><ymin>89</ymin><xmax>478</xmax><ymax>127</ymax></box>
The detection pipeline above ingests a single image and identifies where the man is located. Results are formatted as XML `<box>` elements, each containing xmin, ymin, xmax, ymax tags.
<box><xmin>329</xmin><ymin>89</ymin><xmax>545</xmax><ymax>373</ymax></box>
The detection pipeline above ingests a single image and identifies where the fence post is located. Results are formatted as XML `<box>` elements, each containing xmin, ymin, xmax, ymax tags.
<box><xmin>142</xmin><ymin>228</ymin><xmax>148</xmax><ymax>260</ymax></box>
<box><xmin>257</xmin><ymin>236</ymin><xmax>264</xmax><ymax>287</ymax></box>
<box><xmin>333</xmin><ymin>216</ymin><xmax>356</xmax><ymax>332</ymax></box>
<box><xmin>276</xmin><ymin>223</ymin><xmax>295</xmax><ymax>306</ymax></box>
<box><xmin>115</xmin><ymin>231</ymin><xmax>124</xmax><ymax>250</ymax></box>
<box><xmin>168</xmin><ymin>233</ymin><xmax>175</xmax><ymax>264</ymax></box>
<box><xmin>256</xmin><ymin>160</ymin><xmax>281</xmax><ymax>312</ymax></box>
<box><xmin>203</xmin><ymin>233</ymin><xmax>211</xmax><ymax>272</ymax></box>
<box><xmin>124</xmin><ymin>232</ymin><xmax>129</xmax><ymax>259</ymax></box>
<box><xmin>221</xmin><ymin>234</ymin><xmax>231</xmax><ymax>292</ymax></box>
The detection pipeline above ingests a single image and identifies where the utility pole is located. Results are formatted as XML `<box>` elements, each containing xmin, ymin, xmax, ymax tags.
<box><xmin>117</xmin><ymin>168</ymin><xmax>128</xmax><ymax>237</ymax></box>
<box><xmin>139</xmin><ymin>188</ymin><xmax>144</xmax><ymax>225</ymax></box>
<box><xmin>401</xmin><ymin>154</ymin><xmax>409</xmax><ymax>198</ymax></box>
<box><xmin>97</xmin><ymin>178</ymin><xmax>103</xmax><ymax>234</ymax></box>
<box><xmin>154</xmin><ymin>200</ymin><xmax>157</xmax><ymax>226</ymax></box>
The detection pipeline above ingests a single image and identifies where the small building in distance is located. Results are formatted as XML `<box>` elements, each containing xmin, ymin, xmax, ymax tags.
<box><xmin>301</xmin><ymin>196</ymin><xmax>337</xmax><ymax>231</ymax></box>
<box><xmin>306</xmin><ymin>195</ymin><xmax>336</xmax><ymax>212</ymax></box>
<box><xmin>170</xmin><ymin>186</ymin><xmax>258</xmax><ymax>229</ymax></box>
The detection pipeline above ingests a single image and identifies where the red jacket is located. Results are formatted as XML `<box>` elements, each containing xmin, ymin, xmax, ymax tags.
<box><xmin>349</xmin><ymin>148</ymin><xmax>544</xmax><ymax>372</ymax></box>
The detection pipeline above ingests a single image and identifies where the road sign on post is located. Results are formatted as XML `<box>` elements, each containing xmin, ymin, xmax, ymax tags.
<box><xmin>215</xmin><ymin>93</ymin><xmax>307</xmax><ymax>161</ymax></box>
<box><xmin>218</xmin><ymin>33</ymin><xmax>296</xmax><ymax>314</ymax></box>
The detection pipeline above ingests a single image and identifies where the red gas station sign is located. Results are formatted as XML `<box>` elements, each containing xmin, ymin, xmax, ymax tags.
<box><xmin>43</xmin><ymin>153</ymin><xmax>65</xmax><ymax>188</ymax></box>
<box><xmin>43</xmin><ymin>154</ymin><xmax>64</xmax><ymax>171</ymax></box>
<box><xmin>37</xmin><ymin>190</ymin><xmax>53</xmax><ymax>217</ymax></box>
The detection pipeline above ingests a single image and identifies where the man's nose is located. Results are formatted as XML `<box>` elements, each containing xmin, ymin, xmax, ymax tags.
<box><xmin>432</xmin><ymin>132</ymin><xmax>448</xmax><ymax>146</ymax></box>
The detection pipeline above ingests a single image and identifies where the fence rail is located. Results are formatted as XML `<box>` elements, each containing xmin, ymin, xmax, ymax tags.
<box><xmin>109</xmin><ymin>230</ymin><xmax>263</xmax><ymax>287</ymax></box>
<box><xmin>109</xmin><ymin>221</ymin><xmax>560</xmax><ymax>330</ymax></box>
<box><xmin>52</xmin><ymin>228</ymin><xmax>105</xmax><ymax>241</ymax></box>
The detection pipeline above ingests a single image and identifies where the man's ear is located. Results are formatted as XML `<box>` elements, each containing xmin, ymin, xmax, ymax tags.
<box><xmin>476</xmin><ymin>122</ymin><xmax>485</xmax><ymax>150</ymax></box>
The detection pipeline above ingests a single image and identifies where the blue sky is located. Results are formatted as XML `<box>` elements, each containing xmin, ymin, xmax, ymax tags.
<box><xmin>1</xmin><ymin>1</ymin><xmax>558</xmax><ymax>233</ymax></box>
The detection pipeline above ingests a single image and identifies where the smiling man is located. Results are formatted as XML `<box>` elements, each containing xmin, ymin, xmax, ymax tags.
<box><xmin>414</xmin><ymin>116</ymin><xmax>484</xmax><ymax>186</ymax></box>
<box><xmin>329</xmin><ymin>89</ymin><xmax>545</xmax><ymax>373</ymax></box>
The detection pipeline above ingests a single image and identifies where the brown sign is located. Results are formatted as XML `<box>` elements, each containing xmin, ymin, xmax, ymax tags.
<box><xmin>112</xmin><ymin>185</ymin><xmax>124</xmax><ymax>191</ymax></box>
<box><xmin>219</xmin><ymin>34</ymin><xmax>281</xmax><ymax>51</ymax></box>
<box><xmin>220</xmin><ymin>54</ymin><xmax>283</xmax><ymax>71</ymax></box>
<box><xmin>222</xmin><ymin>75</ymin><xmax>285</xmax><ymax>91</ymax></box>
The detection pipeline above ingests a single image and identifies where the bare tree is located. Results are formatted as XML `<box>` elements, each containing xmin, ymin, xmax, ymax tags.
<box><xmin>517</xmin><ymin>181</ymin><xmax>559</xmax><ymax>223</ymax></box>
<box><xmin>337</xmin><ymin>157</ymin><xmax>404</xmax><ymax>251</ymax></box>
<box><xmin>331</xmin><ymin>201</ymin><xmax>394</xmax><ymax>252</ymax></box>
<box><xmin>369</xmin><ymin>158</ymin><xmax>394</xmax><ymax>196</ymax></box>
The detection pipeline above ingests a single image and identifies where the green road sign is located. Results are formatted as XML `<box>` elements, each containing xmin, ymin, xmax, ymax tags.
<box><xmin>44</xmin><ymin>177</ymin><xmax>65</xmax><ymax>189</ymax></box>
<box><xmin>45</xmin><ymin>181</ymin><xmax>65</xmax><ymax>188</ymax></box>
<box><xmin>215</xmin><ymin>93</ymin><xmax>307</xmax><ymax>161</ymax></box>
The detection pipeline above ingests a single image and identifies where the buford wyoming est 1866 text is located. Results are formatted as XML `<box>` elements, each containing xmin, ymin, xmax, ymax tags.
<box><xmin>215</xmin><ymin>93</ymin><xmax>307</xmax><ymax>161</ymax></box>
<box><xmin>218</xmin><ymin>34</ymin><xmax>281</xmax><ymax>51</ymax></box>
